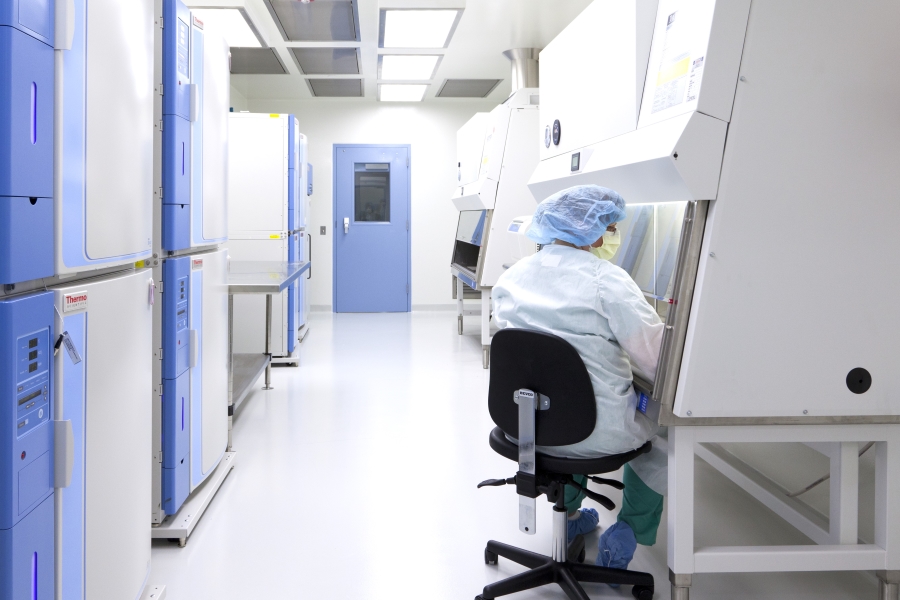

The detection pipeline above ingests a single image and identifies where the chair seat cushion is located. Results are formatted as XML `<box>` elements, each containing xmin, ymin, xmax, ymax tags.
<box><xmin>489</xmin><ymin>427</ymin><xmax>652</xmax><ymax>475</ymax></box>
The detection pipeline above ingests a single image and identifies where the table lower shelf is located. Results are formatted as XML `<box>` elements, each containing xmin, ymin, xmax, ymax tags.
<box><xmin>233</xmin><ymin>353</ymin><xmax>269</xmax><ymax>410</ymax></box>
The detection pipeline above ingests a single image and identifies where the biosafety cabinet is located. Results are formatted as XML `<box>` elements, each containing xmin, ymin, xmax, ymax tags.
<box><xmin>529</xmin><ymin>0</ymin><xmax>900</xmax><ymax>594</ymax></box>
<box><xmin>228</xmin><ymin>113</ymin><xmax>312</xmax><ymax>363</ymax></box>
<box><xmin>450</xmin><ymin>86</ymin><xmax>541</xmax><ymax>368</ymax></box>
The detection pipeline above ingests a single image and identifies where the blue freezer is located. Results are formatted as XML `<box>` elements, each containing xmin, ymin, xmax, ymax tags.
<box><xmin>0</xmin><ymin>291</ymin><xmax>55</xmax><ymax>600</ymax></box>
<box><xmin>0</xmin><ymin>0</ymin><xmax>55</xmax><ymax>284</ymax></box>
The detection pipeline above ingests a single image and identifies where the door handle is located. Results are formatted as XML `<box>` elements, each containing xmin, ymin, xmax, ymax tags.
<box><xmin>344</xmin><ymin>218</ymin><xmax>350</xmax><ymax>234</ymax></box>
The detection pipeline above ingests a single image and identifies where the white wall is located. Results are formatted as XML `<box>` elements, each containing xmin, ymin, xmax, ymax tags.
<box><xmin>243</xmin><ymin>98</ymin><xmax>496</xmax><ymax>309</ymax></box>
<box><xmin>230</xmin><ymin>86</ymin><xmax>249</xmax><ymax>112</ymax></box>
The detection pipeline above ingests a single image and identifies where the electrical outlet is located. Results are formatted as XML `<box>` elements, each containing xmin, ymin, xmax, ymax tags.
<box><xmin>320</xmin><ymin>226</ymin><xmax>327</xmax><ymax>235</ymax></box>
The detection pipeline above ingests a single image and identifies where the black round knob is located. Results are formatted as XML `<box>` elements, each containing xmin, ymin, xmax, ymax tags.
<box><xmin>846</xmin><ymin>368</ymin><xmax>872</xmax><ymax>394</ymax></box>
<box><xmin>552</xmin><ymin>119</ymin><xmax>561</xmax><ymax>146</ymax></box>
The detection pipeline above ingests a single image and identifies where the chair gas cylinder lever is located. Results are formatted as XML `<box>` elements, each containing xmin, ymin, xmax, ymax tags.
<box><xmin>589</xmin><ymin>476</ymin><xmax>625</xmax><ymax>490</ymax></box>
<box><xmin>477</xmin><ymin>476</ymin><xmax>517</xmax><ymax>489</ymax></box>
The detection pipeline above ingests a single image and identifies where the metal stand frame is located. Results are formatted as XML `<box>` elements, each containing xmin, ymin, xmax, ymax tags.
<box><xmin>668</xmin><ymin>424</ymin><xmax>900</xmax><ymax>599</ymax></box>
<box><xmin>455</xmin><ymin>276</ymin><xmax>493</xmax><ymax>369</ymax></box>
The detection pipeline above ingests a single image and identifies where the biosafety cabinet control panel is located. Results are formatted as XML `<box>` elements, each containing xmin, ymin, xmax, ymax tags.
<box><xmin>15</xmin><ymin>330</ymin><xmax>50</xmax><ymax>437</ymax></box>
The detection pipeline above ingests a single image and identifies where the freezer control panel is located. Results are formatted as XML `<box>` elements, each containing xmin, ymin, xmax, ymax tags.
<box><xmin>162</xmin><ymin>258</ymin><xmax>192</xmax><ymax>379</ymax></box>
<box><xmin>15</xmin><ymin>330</ymin><xmax>50</xmax><ymax>437</ymax></box>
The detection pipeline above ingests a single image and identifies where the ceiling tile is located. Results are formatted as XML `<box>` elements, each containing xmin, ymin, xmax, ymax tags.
<box><xmin>307</xmin><ymin>79</ymin><xmax>364</xmax><ymax>97</ymax></box>
<box><xmin>291</xmin><ymin>47</ymin><xmax>360</xmax><ymax>75</ymax></box>
<box><xmin>231</xmin><ymin>48</ymin><xmax>287</xmax><ymax>75</ymax></box>
<box><xmin>436</xmin><ymin>79</ymin><xmax>503</xmax><ymax>98</ymax></box>
<box><xmin>265</xmin><ymin>0</ymin><xmax>359</xmax><ymax>42</ymax></box>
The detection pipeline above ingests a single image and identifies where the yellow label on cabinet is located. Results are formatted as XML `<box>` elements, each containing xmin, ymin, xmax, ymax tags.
<box><xmin>270</xmin><ymin>234</ymin><xmax>281</xmax><ymax>239</ymax></box>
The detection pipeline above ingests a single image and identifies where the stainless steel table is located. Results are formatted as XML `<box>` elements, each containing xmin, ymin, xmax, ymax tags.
<box><xmin>227</xmin><ymin>260</ymin><xmax>310</xmax><ymax>450</ymax></box>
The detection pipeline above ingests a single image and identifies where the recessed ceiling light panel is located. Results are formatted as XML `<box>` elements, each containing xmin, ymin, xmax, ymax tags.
<box><xmin>379</xmin><ymin>55</ymin><xmax>441</xmax><ymax>81</ymax></box>
<box><xmin>379</xmin><ymin>84</ymin><xmax>428</xmax><ymax>102</ymax></box>
<box><xmin>379</xmin><ymin>9</ymin><xmax>462</xmax><ymax>48</ymax></box>
<box><xmin>190</xmin><ymin>8</ymin><xmax>264</xmax><ymax>48</ymax></box>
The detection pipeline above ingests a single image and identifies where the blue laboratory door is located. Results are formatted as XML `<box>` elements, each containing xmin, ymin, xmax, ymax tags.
<box><xmin>333</xmin><ymin>145</ymin><xmax>410</xmax><ymax>313</ymax></box>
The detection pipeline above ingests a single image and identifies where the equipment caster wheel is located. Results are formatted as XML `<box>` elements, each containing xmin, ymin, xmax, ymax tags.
<box><xmin>484</xmin><ymin>549</ymin><xmax>498</xmax><ymax>565</ymax></box>
<box><xmin>631</xmin><ymin>585</ymin><xmax>654</xmax><ymax>600</ymax></box>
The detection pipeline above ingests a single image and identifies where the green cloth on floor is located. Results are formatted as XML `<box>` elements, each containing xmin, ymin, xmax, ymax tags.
<box><xmin>617</xmin><ymin>463</ymin><xmax>665</xmax><ymax>546</ymax></box>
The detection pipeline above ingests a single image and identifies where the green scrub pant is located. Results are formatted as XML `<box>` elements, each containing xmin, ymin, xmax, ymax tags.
<box><xmin>564</xmin><ymin>464</ymin><xmax>665</xmax><ymax>546</ymax></box>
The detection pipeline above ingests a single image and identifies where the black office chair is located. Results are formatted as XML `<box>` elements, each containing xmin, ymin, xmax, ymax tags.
<box><xmin>476</xmin><ymin>328</ymin><xmax>655</xmax><ymax>600</ymax></box>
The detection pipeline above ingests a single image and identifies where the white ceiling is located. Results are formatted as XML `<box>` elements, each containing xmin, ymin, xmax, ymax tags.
<box><xmin>189</xmin><ymin>0</ymin><xmax>593</xmax><ymax>102</ymax></box>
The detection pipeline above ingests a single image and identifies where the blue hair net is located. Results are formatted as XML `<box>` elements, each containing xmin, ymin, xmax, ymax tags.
<box><xmin>526</xmin><ymin>185</ymin><xmax>627</xmax><ymax>247</ymax></box>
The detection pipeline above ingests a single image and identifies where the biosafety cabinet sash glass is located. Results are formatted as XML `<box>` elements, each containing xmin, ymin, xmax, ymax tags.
<box><xmin>613</xmin><ymin>201</ymin><xmax>687</xmax><ymax>321</ymax></box>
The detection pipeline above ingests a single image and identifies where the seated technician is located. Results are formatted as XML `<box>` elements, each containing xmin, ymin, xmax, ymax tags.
<box><xmin>492</xmin><ymin>185</ymin><xmax>668</xmax><ymax>575</ymax></box>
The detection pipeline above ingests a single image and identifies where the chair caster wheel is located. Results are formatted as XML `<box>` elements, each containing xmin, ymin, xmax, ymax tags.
<box><xmin>484</xmin><ymin>549</ymin><xmax>498</xmax><ymax>565</ymax></box>
<box><xmin>631</xmin><ymin>585</ymin><xmax>654</xmax><ymax>600</ymax></box>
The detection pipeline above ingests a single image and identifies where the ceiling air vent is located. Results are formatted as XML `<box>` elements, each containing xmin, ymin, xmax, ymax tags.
<box><xmin>307</xmin><ymin>79</ymin><xmax>363</xmax><ymax>97</ymax></box>
<box><xmin>436</xmin><ymin>79</ymin><xmax>502</xmax><ymax>98</ymax></box>
<box><xmin>265</xmin><ymin>0</ymin><xmax>359</xmax><ymax>42</ymax></box>
<box><xmin>291</xmin><ymin>48</ymin><xmax>360</xmax><ymax>75</ymax></box>
<box><xmin>230</xmin><ymin>48</ymin><xmax>288</xmax><ymax>74</ymax></box>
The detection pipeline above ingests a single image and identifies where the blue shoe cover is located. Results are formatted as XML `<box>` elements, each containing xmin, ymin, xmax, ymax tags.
<box><xmin>567</xmin><ymin>508</ymin><xmax>599</xmax><ymax>541</ymax></box>
<box><xmin>596</xmin><ymin>521</ymin><xmax>637</xmax><ymax>587</ymax></box>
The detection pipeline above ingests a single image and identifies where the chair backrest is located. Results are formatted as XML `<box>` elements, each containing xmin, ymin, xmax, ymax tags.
<box><xmin>489</xmin><ymin>328</ymin><xmax>597</xmax><ymax>447</ymax></box>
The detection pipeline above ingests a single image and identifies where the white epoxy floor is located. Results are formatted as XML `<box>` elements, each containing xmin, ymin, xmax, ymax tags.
<box><xmin>150</xmin><ymin>311</ymin><xmax>878</xmax><ymax>600</ymax></box>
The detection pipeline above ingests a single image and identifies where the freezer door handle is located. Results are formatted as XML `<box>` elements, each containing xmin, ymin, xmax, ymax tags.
<box><xmin>343</xmin><ymin>218</ymin><xmax>350</xmax><ymax>234</ymax></box>
<box><xmin>189</xmin><ymin>330</ymin><xmax>198</xmax><ymax>369</ymax></box>
<box><xmin>54</xmin><ymin>420</ymin><xmax>74</xmax><ymax>488</ymax></box>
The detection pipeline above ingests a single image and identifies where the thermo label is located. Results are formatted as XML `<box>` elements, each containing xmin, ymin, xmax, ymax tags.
<box><xmin>63</xmin><ymin>292</ymin><xmax>88</xmax><ymax>313</ymax></box>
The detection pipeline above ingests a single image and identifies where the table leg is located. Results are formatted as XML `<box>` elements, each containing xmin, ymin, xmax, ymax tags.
<box><xmin>264</xmin><ymin>292</ymin><xmax>274</xmax><ymax>390</ymax></box>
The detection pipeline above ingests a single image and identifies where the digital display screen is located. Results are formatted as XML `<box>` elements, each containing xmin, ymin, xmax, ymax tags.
<box><xmin>177</xmin><ymin>309</ymin><xmax>186</xmax><ymax>316</ymax></box>
<box><xmin>18</xmin><ymin>389</ymin><xmax>41</xmax><ymax>406</ymax></box>
<box><xmin>28</xmin><ymin>363</ymin><xmax>38</xmax><ymax>373</ymax></box>
<box><xmin>571</xmin><ymin>153</ymin><xmax>581</xmax><ymax>172</ymax></box>
<box><xmin>29</xmin><ymin>338</ymin><xmax>38</xmax><ymax>349</ymax></box>
<box><xmin>29</xmin><ymin>350</ymin><xmax>38</xmax><ymax>361</ymax></box>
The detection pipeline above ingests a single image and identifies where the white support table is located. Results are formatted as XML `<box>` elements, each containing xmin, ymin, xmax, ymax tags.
<box><xmin>453</xmin><ymin>269</ymin><xmax>493</xmax><ymax>369</ymax></box>
<box><xmin>227</xmin><ymin>261</ymin><xmax>310</xmax><ymax>449</ymax></box>
<box><xmin>667</xmin><ymin>424</ymin><xmax>900</xmax><ymax>600</ymax></box>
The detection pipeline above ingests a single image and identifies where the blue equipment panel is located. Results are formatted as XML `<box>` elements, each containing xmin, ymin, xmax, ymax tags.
<box><xmin>161</xmin><ymin>0</ymin><xmax>194</xmax><ymax>251</ymax></box>
<box><xmin>162</xmin><ymin>257</ymin><xmax>193</xmax><ymax>514</ymax></box>
<box><xmin>162</xmin><ymin>0</ymin><xmax>191</xmax><ymax>120</ymax></box>
<box><xmin>0</xmin><ymin>22</ymin><xmax>55</xmax><ymax>284</ymax></box>
<box><xmin>0</xmin><ymin>292</ymin><xmax>54</xmax><ymax>600</ymax></box>
<box><xmin>162</xmin><ymin>258</ymin><xmax>191</xmax><ymax>380</ymax></box>
<box><xmin>162</xmin><ymin>373</ymin><xmax>189</xmax><ymax>514</ymax></box>
<box><xmin>0</xmin><ymin>495</ymin><xmax>54</xmax><ymax>600</ymax></box>
<box><xmin>287</xmin><ymin>234</ymin><xmax>298</xmax><ymax>354</ymax></box>
<box><xmin>307</xmin><ymin>163</ymin><xmax>313</xmax><ymax>196</ymax></box>
<box><xmin>0</xmin><ymin>0</ymin><xmax>54</xmax><ymax>44</ymax></box>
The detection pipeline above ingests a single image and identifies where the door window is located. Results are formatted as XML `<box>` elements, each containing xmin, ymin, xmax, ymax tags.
<box><xmin>354</xmin><ymin>163</ymin><xmax>390</xmax><ymax>223</ymax></box>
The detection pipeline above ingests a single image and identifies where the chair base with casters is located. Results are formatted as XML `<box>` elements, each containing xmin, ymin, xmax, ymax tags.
<box><xmin>477</xmin><ymin>427</ymin><xmax>656</xmax><ymax>600</ymax></box>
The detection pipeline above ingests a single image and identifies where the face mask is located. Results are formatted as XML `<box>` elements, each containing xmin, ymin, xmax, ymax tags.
<box><xmin>589</xmin><ymin>230</ymin><xmax>621</xmax><ymax>261</ymax></box>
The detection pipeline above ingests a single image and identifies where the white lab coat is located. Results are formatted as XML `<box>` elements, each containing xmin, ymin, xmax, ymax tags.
<box><xmin>493</xmin><ymin>244</ymin><xmax>667</xmax><ymax>492</ymax></box>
